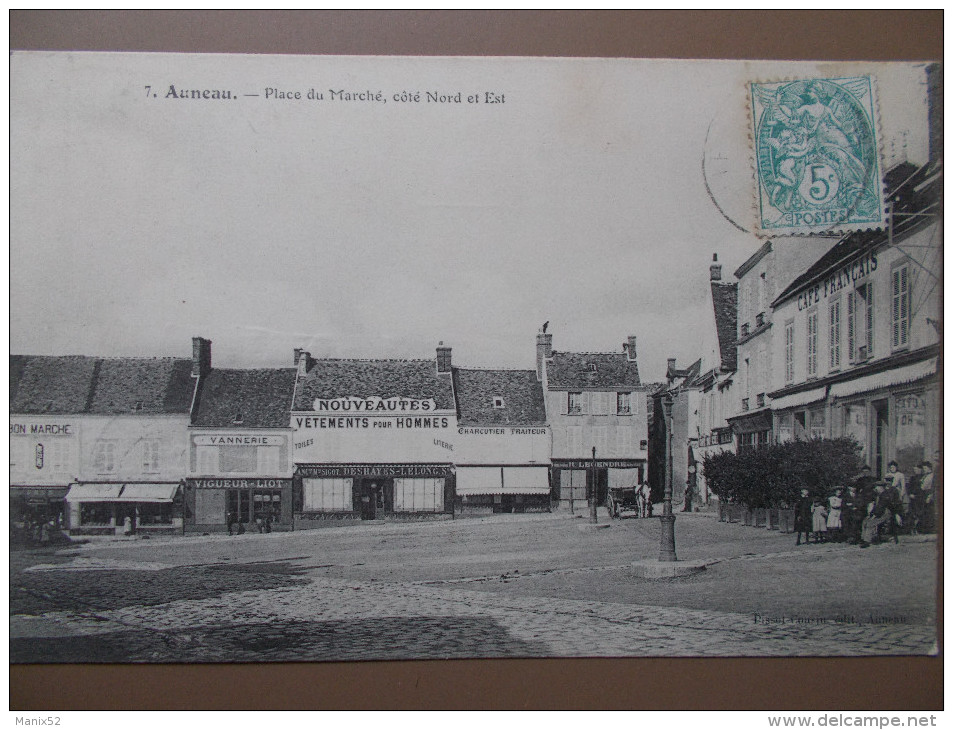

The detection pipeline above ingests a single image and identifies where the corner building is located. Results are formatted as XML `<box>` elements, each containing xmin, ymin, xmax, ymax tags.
<box><xmin>290</xmin><ymin>345</ymin><xmax>457</xmax><ymax>526</ymax></box>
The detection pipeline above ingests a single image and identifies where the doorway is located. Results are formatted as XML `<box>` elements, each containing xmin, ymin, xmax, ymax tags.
<box><xmin>359</xmin><ymin>479</ymin><xmax>393</xmax><ymax>520</ymax></box>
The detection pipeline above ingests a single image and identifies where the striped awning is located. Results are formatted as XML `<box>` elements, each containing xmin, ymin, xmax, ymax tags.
<box><xmin>65</xmin><ymin>482</ymin><xmax>180</xmax><ymax>503</ymax></box>
<box><xmin>455</xmin><ymin>466</ymin><xmax>550</xmax><ymax>495</ymax></box>
<box><xmin>65</xmin><ymin>483</ymin><xmax>124</xmax><ymax>502</ymax></box>
<box><xmin>502</xmin><ymin>467</ymin><xmax>550</xmax><ymax>495</ymax></box>
<box><xmin>771</xmin><ymin>386</ymin><xmax>828</xmax><ymax>411</ymax></box>
<box><xmin>830</xmin><ymin>358</ymin><xmax>937</xmax><ymax>400</ymax></box>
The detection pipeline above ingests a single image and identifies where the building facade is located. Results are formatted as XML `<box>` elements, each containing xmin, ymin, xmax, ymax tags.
<box><xmin>185</xmin><ymin>338</ymin><xmax>297</xmax><ymax>533</ymax></box>
<box><xmin>537</xmin><ymin>332</ymin><xmax>648</xmax><ymax>512</ymax></box>
<box><xmin>452</xmin><ymin>367</ymin><xmax>550</xmax><ymax>513</ymax></box>
<box><xmin>768</xmin><ymin>160</ymin><xmax>941</xmax><ymax>478</ymax></box>
<box><xmin>290</xmin><ymin>346</ymin><xmax>458</xmax><ymax>527</ymax></box>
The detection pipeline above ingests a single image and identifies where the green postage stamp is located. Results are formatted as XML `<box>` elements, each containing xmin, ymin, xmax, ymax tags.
<box><xmin>750</xmin><ymin>76</ymin><xmax>886</xmax><ymax>235</ymax></box>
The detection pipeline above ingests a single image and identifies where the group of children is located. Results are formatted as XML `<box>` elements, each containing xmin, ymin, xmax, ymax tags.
<box><xmin>794</xmin><ymin>459</ymin><xmax>938</xmax><ymax>547</ymax></box>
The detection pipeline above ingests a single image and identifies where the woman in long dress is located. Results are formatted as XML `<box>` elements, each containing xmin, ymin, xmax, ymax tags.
<box><xmin>812</xmin><ymin>499</ymin><xmax>828</xmax><ymax>543</ymax></box>
<box><xmin>826</xmin><ymin>488</ymin><xmax>844</xmax><ymax>541</ymax></box>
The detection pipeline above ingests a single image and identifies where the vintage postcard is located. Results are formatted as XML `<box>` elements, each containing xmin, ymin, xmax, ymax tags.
<box><xmin>9</xmin><ymin>53</ymin><xmax>940</xmax><ymax>662</ymax></box>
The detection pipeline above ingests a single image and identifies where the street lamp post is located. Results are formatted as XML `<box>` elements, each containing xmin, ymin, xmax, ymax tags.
<box><xmin>589</xmin><ymin>446</ymin><xmax>598</xmax><ymax>524</ymax></box>
<box><xmin>658</xmin><ymin>393</ymin><xmax>677</xmax><ymax>561</ymax></box>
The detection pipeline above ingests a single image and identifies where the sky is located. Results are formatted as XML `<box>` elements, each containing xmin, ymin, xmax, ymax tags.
<box><xmin>10</xmin><ymin>54</ymin><xmax>932</xmax><ymax>383</ymax></box>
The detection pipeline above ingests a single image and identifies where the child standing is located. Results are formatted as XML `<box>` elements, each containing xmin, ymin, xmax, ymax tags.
<box><xmin>812</xmin><ymin>498</ymin><xmax>829</xmax><ymax>543</ymax></box>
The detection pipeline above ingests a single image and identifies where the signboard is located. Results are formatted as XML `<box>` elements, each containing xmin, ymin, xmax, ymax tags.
<box><xmin>192</xmin><ymin>434</ymin><xmax>285</xmax><ymax>446</ymax></box>
<box><xmin>297</xmin><ymin>464</ymin><xmax>453</xmax><ymax>478</ymax></box>
<box><xmin>10</xmin><ymin>422</ymin><xmax>74</xmax><ymax>437</ymax></box>
<box><xmin>312</xmin><ymin>396</ymin><xmax>439</xmax><ymax>413</ymax></box>
<box><xmin>556</xmin><ymin>459</ymin><xmax>646</xmax><ymax>469</ymax></box>
<box><xmin>188</xmin><ymin>478</ymin><xmax>292</xmax><ymax>489</ymax></box>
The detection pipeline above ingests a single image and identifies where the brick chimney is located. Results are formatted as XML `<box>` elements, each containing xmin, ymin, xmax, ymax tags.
<box><xmin>191</xmin><ymin>337</ymin><xmax>212</xmax><ymax>378</ymax></box>
<box><xmin>666</xmin><ymin>358</ymin><xmax>677</xmax><ymax>381</ymax></box>
<box><xmin>536</xmin><ymin>332</ymin><xmax>553</xmax><ymax>382</ymax></box>
<box><xmin>710</xmin><ymin>253</ymin><xmax>722</xmax><ymax>282</ymax></box>
<box><xmin>436</xmin><ymin>342</ymin><xmax>452</xmax><ymax>374</ymax></box>
<box><xmin>625</xmin><ymin>335</ymin><xmax>637</xmax><ymax>362</ymax></box>
<box><xmin>295</xmin><ymin>350</ymin><xmax>312</xmax><ymax>377</ymax></box>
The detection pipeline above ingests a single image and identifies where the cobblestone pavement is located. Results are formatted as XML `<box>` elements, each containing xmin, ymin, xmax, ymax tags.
<box><xmin>10</xmin><ymin>515</ymin><xmax>938</xmax><ymax>662</ymax></box>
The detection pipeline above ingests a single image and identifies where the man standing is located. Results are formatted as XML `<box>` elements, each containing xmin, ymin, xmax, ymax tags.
<box><xmin>795</xmin><ymin>488</ymin><xmax>812</xmax><ymax>546</ymax></box>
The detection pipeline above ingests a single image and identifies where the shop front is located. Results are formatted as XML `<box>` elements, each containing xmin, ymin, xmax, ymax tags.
<box><xmin>185</xmin><ymin>477</ymin><xmax>293</xmax><ymax>533</ymax></box>
<box><xmin>294</xmin><ymin>463</ymin><xmax>454</xmax><ymax>527</ymax></box>
<box><xmin>65</xmin><ymin>481</ymin><xmax>184</xmax><ymax>535</ymax></box>
<box><xmin>551</xmin><ymin>458</ymin><xmax>645</xmax><ymax>513</ymax></box>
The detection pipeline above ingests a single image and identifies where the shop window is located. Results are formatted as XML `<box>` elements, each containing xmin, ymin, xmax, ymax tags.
<box><xmin>393</xmin><ymin>478</ymin><xmax>444</xmax><ymax>512</ymax></box>
<box><xmin>253</xmin><ymin>490</ymin><xmax>283</xmax><ymax>522</ymax></box>
<box><xmin>894</xmin><ymin>393</ymin><xmax>926</xmax><ymax>474</ymax></box>
<box><xmin>142</xmin><ymin>440</ymin><xmax>160</xmax><ymax>473</ymax></box>
<box><xmin>809</xmin><ymin>408</ymin><xmax>826</xmax><ymax>439</ymax></box>
<box><xmin>138</xmin><ymin>502</ymin><xmax>173</xmax><ymax>525</ymax></box>
<box><xmin>844</xmin><ymin>404</ymin><xmax>868</xmax><ymax>461</ymax></box>
<box><xmin>303</xmin><ymin>477</ymin><xmax>353</xmax><ymax>512</ymax></box>
<box><xmin>892</xmin><ymin>264</ymin><xmax>910</xmax><ymax>350</ymax></box>
<box><xmin>568</xmin><ymin>392</ymin><xmax>585</xmax><ymax>415</ymax></box>
<box><xmin>92</xmin><ymin>441</ymin><xmax>117</xmax><ymax>474</ymax></box>
<box><xmin>616</xmin><ymin>392</ymin><xmax>631</xmax><ymax>415</ymax></box>
<box><xmin>777</xmin><ymin>413</ymin><xmax>793</xmax><ymax>443</ymax></box>
<box><xmin>80</xmin><ymin>503</ymin><xmax>112</xmax><ymax>525</ymax></box>
<box><xmin>806</xmin><ymin>310</ymin><xmax>818</xmax><ymax>377</ymax></box>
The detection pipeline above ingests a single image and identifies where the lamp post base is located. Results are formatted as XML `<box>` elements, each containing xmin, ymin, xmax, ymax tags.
<box><xmin>658</xmin><ymin>514</ymin><xmax>677</xmax><ymax>562</ymax></box>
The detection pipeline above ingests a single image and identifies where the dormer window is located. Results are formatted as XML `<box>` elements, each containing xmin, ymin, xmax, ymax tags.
<box><xmin>586</xmin><ymin>363</ymin><xmax>598</xmax><ymax>373</ymax></box>
<box><xmin>492</xmin><ymin>397</ymin><xmax>505</xmax><ymax>409</ymax></box>
<box><xmin>233</xmin><ymin>412</ymin><xmax>244</xmax><ymax>425</ymax></box>
<box><xmin>134</xmin><ymin>400</ymin><xmax>144</xmax><ymax>411</ymax></box>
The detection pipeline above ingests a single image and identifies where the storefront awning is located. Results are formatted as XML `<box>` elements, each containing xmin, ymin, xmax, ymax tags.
<box><xmin>65</xmin><ymin>483</ymin><xmax>124</xmax><ymax>502</ymax></box>
<box><xmin>456</xmin><ymin>467</ymin><xmax>503</xmax><ymax>495</ymax></box>
<box><xmin>771</xmin><ymin>386</ymin><xmax>828</xmax><ymax>411</ymax></box>
<box><xmin>830</xmin><ymin>358</ymin><xmax>937</xmax><ymax>400</ymax></box>
<box><xmin>65</xmin><ymin>482</ymin><xmax>181</xmax><ymax>503</ymax></box>
<box><xmin>11</xmin><ymin>486</ymin><xmax>70</xmax><ymax>502</ymax></box>
<box><xmin>502</xmin><ymin>467</ymin><xmax>550</xmax><ymax>495</ymax></box>
<box><xmin>114</xmin><ymin>483</ymin><xmax>180</xmax><ymax>502</ymax></box>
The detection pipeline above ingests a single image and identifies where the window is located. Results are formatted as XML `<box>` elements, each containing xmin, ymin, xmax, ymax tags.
<box><xmin>784</xmin><ymin>320</ymin><xmax>795</xmax><ymax>383</ymax></box>
<box><xmin>586</xmin><ymin>362</ymin><xmax>598</xmax><ymax>373</ymax></box>
<box><xmin>303</xmin><ymin>477</ymin><xmax>353</xmax><ymax>511</ymax></box>
<box><xmin>47</xmin><ymin>440</ymin><xmax>72</xmax><ymax>472</ymax></box>
<box><xmin>806</xmin><ymin>309</ymin><xmax>818</xmax><ymax>377</ymax></box>
<box><xmin>616</xmin><ymin>392</ymin><xmax>632</xmax><ymax>415</ymax></box>
<box><xmin>591</xmin><ymin>392</ymin><xmax>610</xmax><ymax>415</ymax></box>
<box><xmin>93</xmin><ymin>440</ymin><xmax>116</xmax><ymax>474</ymax></box>
<box><xmin>142</xmin><ymin>439</ymin><xmax>160</xmax><ymax>472</ymax></box>
<box><xmin>809</xmin><ymin>408</ymin><xmax>826</xmax><ymax>440</ymax></box>
<box><xmin>138</xmin><ymin>502</ymin><xmax>173</xmax><ymax>525</ymax></box>
<box><xmin>568</xmin><ymin>392</ymin><xmax>584</xmax><ymax>415</ymax></box>
<box><xmin>492</xmin><ymin>396</ymin><xmax>505</xmax><ymax>409</ymax></box>
<box><xmin>848</xmin><ymin>283</ymin><xmax>874</xmax><ymax>361</ymax></box>
<box><xmin>80</xmin><ymin>503</ymin><xmax>113</xmax><ymax>525</ymax></box>
<box><xmin>829</xmin><ymin>299</ymin><xmax>841</xmax><ymax>370</ymax></box>
<box><xmin>892</xmin><ymin>264</ymin><xmax>910</xmax><ymax>349</ymax></box>
<box><xmin>567</xmin><ymin>426</ymin><xmax>583</xmax><ymax>454</ymax></box>
<box><xmin>258</xmin><ymin>446</ymin><xmax>281</xmax><ymax>474</ymax></box>
<box><xmin>393</xmin><ymin>478</ymin><xmax>444</xmax><ymax>512</ymax></box>
<box><xmin>592</xmin><ymin>426</ymin><xmax>608</xmax><ymax>455</ymax></box>
<box><xmin>219</xmin><ymin>445</ymin><xmax>257</xmax><ymax>473</ymax></box>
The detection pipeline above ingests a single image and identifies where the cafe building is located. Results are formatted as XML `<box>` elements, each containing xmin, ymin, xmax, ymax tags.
<box><xmin>186</xmin><ymin>339</ymin><xmax>297</xmax><ymax>533</ymax></box>
<box><xmin>290</xmin><ymin>345</ymin><xmax>457</xmax><ymax>526</ymax></box>
<box><xmin>537</xmin><ymin>331</ymin><xmax>649</xmax><ymax>512</ymax></box>
<box><xmin>452</xmin><ymin>367</ymin><xmax>551</xmax><ymax>513</ymax></box>
<box><xmin>767</xmin><ymin>160</ymin><xmax>941</xmax><ymax>477</ymax></box>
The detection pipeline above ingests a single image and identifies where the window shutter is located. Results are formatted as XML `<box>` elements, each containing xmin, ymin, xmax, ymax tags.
<box><xmin>847</xmin><ymin>291</ymin><xmax>855</xmax><ymax>360</ymax></box>
<box><xmin>865</xmin><ymin>283</ymin><xmax>874</xmax><ymax>354</ymax></box>
<box><xmin>581</xmin><ymin>392</ymin><xmax>590</xmax><ymax>415</ymax></box>
<box><xmin>560</xmin><ymin>392</ymin><xmax>568</xmax><ymax>415</ymax></box>
<box><xmin>900</xmin><ymin>266</ymin><xmax>909</xmax><ymax>346</ymax></box>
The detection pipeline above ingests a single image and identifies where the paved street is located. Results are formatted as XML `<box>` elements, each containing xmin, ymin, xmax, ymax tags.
<box><xmin>10</xmin><ymin>512</ymin><xmax>938</xmax><ymax>662</ymax></box>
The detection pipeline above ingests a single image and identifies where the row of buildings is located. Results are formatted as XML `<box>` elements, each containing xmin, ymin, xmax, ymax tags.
<box><xmin>11</xmin><ymin>331</ymin><xmax>652</xmax><ymax>535</ymax></box>
<box><xmin>653</xmin><ymin>66</ymin><xmax>943</xmax><ymax>505</ymax></box>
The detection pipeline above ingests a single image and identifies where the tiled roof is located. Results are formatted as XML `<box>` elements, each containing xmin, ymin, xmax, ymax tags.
<box><xmin>547</xmin><ymin>351</ymin><xmax>641</xmax><ymax>389</ymax></box>
<box><xmin>10</xmin><ymin>355</ymin><xmax>195</xmax><ymax>415</ymax></box>
<box><xmin>452</xmin><ymin>368</ymin><xmax>546</xmax><ymax>426</ymax></box>
<box><xmin>773</xmin><ymin>162</ymin><xmax>935</xmax><ymax>307</ymax></box>
<box><xmin>87</xmin><ymin>358</ymin><xmax>194</xmax><ymax>414</ymax></box>
<box><xmin>193</xmin><ymin>368</ymin><xmax>297</xmax><ymax>428</ymax></box>
<box><xmin>10</xmin><ymin>356</ymin><xmax>99</xmax><ymax>414</ymax></box>
<box><xmin>293</xmin><ymin>359</ymin><xmax>455</xmax><ymax>411</ymax></box>
<box><xmin>711</xmin><ymin>281</ymin><xmax>738</xmax><ymax>372</ymax></box>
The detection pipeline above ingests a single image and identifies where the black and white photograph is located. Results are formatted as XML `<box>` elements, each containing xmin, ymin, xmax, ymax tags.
<box><xmin>9</xmin><ymin>43</ymin><xmax>941</xmax><ymax>677</ymax></box>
